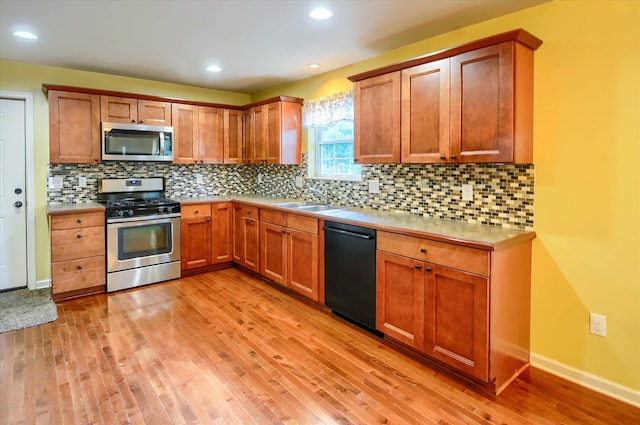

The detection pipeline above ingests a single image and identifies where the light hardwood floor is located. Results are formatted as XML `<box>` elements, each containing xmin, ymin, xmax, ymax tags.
<box><xmin>1</xmin><ymin>268</ymin><xmax>638</xmax><ymax>424</ymax></box>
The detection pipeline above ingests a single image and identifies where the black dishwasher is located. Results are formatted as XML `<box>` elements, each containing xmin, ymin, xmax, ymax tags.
<box><xmin>324</xmin><ymin>221</ymin><xmax>377</xmax><ymax>331</ymax></box>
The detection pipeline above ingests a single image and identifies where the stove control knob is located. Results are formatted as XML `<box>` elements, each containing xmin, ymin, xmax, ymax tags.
<box><xmin>127</xmin><ymin>209</ymin><xmax>134</xmax><ymax>216</ymax></box>
<box><xmin>158</xmin><ymin>206</ymin><xmax>165</xmax><ymax>213</ymax></box>
<box><xmin>117</xmin><ymin>210</ymin><xmax>124</xmax><ymax>217</ymax></box>
<box><xmin>167</xmin><ymin>206</ymin><xmax>174</xmax><ymax>213</ymax></box>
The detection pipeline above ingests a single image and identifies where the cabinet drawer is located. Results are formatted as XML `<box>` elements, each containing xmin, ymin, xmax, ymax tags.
<box><xmin>52</xmin><ymin>256</ymin><xmax>105</xmax><ymax>294</ymax></box>
<box><xmin>51</xmin><ymin>227</ymin><xmax>105</xmax><ymax>262</ymax></box>
<box><xmin>241</xmin><ymin>205</ymin><xmax>259</xmax><ymax>219</ymax></box>
<box><xmin>51</xmin><ymin>212</ymin><xmax>104</xmax><ymax>230</ymax></box>
<box><xmin>377</xmin><ymin>231</ymin><xmax>489</xmax><ymax>276</ymax></box>
<box><xmin>260</xmin><ymin>208</ymin><xmax>287</xmax><ymax>226</ymax></box>
<box><xmin>182</xmin><ymin>204</ymin><xmax>212</xmax><ymax>219</ymax></box>
<box><xmin>287</xmin><ymin>214</ymin><xmax>318</xmax><ymax>234</ymax></box>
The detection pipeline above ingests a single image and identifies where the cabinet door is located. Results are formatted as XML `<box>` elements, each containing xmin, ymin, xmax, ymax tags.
<box><xmin>450</xmin><ymin>42</ymin><xmax>514</xmax><ymax>163</ymax></box>
<box><xmin>288</xmin><ymin>229</ymin><xmax>318</xmax><ymax>300</ymax></box>
<box><xmin>181</xmin><ymin>216</ymin><xmax>212</xmax><ymax>270</ymax></box>
<box><xmin>243</xmin><ymin>217</ymin><xmax>260</xmax><ymax>273</ymax></box>
<box><xmin>212</xmin><ymin>203</ymin><xmax>232</xmax><ymax>264</ymax></box>
<box><xmin>100</xmin><ymin>96</ymin><xmax>138</xmax><ymax>123</ymax></box>
<box><xmin>354</xmin><ymin>72</ymin><xmax>401</xmax><ymax>164</ymax></box>
<box><xmin>248</xmin><ymin>105</ymin><xmax>267</xmax><ymax>163</ymax></box>
<box><xmin>138</xmin><ymin>100</ymin><xmax>171</xmax><ymax>125</ymax></box>
<box><xmin>424</xmin><ymin>264</ymin><xmax>489</xmax><ymax>382</ymax></box>
<box><xmin>242</xmin><ymin>109</ymin><xmax>252</xmax><ymax>164</ymax></box>
<box><xmin>265</xmin><ymin>102</ymin><xmax>281</xmax><ymax>164</ymax></box>
<box><xmin>375</xmin><ymin>251</ymin><xmax>425</xmax><ymax>349</ymax></box>
<box><xmin>172</xmin><ymin>103</ymin><xmax>199</xmax><ymax>164</ymax></box>
<box><xmin>260</xmin><ymin>221</ymin><xmax>286</xmax><ymax>285</ymax></box>
<box><xmin>199</xmin><ymin>106</ymin><xmax>224</xmax><ymax>164</ymax></box>
<box><xmin>401</xmin><ymin>59</ymin><xmax>450</xmax><ymax>163</ymax></box>
<box><xmin>232</xmin><ymin>205</ymin><xmax>245</xmax><ymax>264</ymax></box>
<box><xmin>223</xmin><ymin>109</ymin><xmax>243</xmax><ymax>164</ymax></box>
<box><xmin>48</xmin><ymin>91</ymin><xmax>101</xmax><ymax>164</ymax></box>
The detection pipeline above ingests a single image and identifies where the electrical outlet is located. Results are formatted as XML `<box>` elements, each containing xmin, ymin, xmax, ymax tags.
<box><xmin>462</xmin><ymin>184</ymin><xmax>473</xmax><ymax>201</ymax></box>
<box><xmin>589</xmin><ymin>313</ymin><xmax>607</xmax><ymax>337</ymax></box>
<box><xmin>295</xmin><ymin>176</ymin><xmax>303</xmax><ymax>188</ymax></box>
<box><xmin>369</xmin><ymin>180</ymin><xmax>380</xmax><ymax>194</ymax></box>
<box><xmin>48</xmin><ymin>176</ymin><xmax>63</xmax><ymax>189</ymax></box>
<box><xmin>79</xmin><ymin>176</ymin><xmax>87</xmax><ymax>188</ymax></box>
<box><xmin>195</xmin><ymin>173</ymin><xmax>204</xmax><ymax>184</ymax></box>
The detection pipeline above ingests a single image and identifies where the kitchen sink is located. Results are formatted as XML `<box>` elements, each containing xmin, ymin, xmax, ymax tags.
<box><xmin>295</xmin><ymin>204</ymin><xmax>343</xmax><ymax>213</ymax></box>
<box><xmin>273</xmin><ymin>201</ymin><xmax>322</xmax><ymax>208</ymax></box>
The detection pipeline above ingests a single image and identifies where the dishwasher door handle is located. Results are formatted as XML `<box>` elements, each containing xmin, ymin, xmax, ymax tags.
<box><xmin>323</xmin><ymin>226</ymin><xmax>375</xmax><ymax>240</ymax></box>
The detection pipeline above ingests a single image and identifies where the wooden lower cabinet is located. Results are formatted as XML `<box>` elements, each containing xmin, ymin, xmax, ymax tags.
<box><xmin>376</xmin><ymin>230</ymin><xmax>530</xmax><ymax>394</ymax></box>
<box><xmin>376</xmin><ymin>251</ymin><xmax>425</xmax><ymax>349</ymax></box>
<box><xmin>425</xmin><ymin>264</ymin><xmax>489</xmax><ymax>382</ymax></box>
<box><xmin>260</xmin><ymin>209</ymin><xmax>319</xmax><ymax>301</ymax></box>
<box><xmin>211</xmin><ymin>203</ymin><xmax>233</xmax><ymax>263</ymax></box>
<box><xmin>181</xmin><ymin>204</ymin><xmax>212</xmax><ymax>270</ymax></box>
<box><xmin>232</xmin><ymin>203</ymin><xmax>259</xmax><ymax>272</ymax></box>
<box><xmin>49</xmin><ymin>210</ymin><xmax>105</xmax><ymax>300</ymax></box>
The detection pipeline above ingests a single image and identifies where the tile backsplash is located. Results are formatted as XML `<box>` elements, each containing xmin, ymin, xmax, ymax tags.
<box><xmin>48</xmin><ymin>154</ymin><xmax>534</xmax><ymax>230</ymax></box>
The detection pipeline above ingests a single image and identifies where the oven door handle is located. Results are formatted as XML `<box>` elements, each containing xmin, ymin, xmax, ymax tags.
<box><xmin>107</xmin><ymin>212</ymin><xmax>181</xmax><ymax>224</ymax></box>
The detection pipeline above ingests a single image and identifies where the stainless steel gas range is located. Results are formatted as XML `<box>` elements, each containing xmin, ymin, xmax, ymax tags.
<box><xmin>97</xmin><ymin>177</ymin><xmax>181</xmax><ymax>292</ymax></box>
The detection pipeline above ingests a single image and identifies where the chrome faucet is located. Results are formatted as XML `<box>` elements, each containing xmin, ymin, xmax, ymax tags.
<box><xmin>309</xmin><ymin>186</ymin><xmax>328</xmax><ymax>205</ymax></box>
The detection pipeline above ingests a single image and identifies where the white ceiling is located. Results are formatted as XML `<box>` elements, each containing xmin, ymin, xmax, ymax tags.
<box><xmin>0</xmin><ymin>0</ymin><xmax>548</xmax><ymax>94</ymax></box>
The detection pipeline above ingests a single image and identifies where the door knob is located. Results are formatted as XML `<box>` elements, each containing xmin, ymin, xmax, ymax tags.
<box><xmin>14</xmin><ymin>201</ymin><xmax>23</xmax><ymax>208</ymax></box>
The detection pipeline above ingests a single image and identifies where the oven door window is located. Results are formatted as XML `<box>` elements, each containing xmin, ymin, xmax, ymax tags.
<box><xmin>118</xmin><ymin>222</ymin><xmax>173</xmax><ymax>260</ymax></box>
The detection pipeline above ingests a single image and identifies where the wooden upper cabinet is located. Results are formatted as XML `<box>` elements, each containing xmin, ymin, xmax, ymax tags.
<box><xmin>354</xmin><ymin>72</ymin><xmax>401</xmax><ymax>164</ymax></box>
<box><xmin>198</xmin><ymin>106</ymin><xmax>224</xmax><ymax>164</ymax></box>
<box><xmin>450</xmin><ymin>42</ymin><xmax>519</xmax><ymax>163</ymax></box>
<box><xmin>223</xmin><ymin>109</ymin><xmax>243</xmax><ymax>164</ymax></box>
<box><xmin>101</xmin><ymin>96</ymin><xmax>171</xmax><ymax>125</ymax></box>
<box><xmin>172</xmin><ymin>103</ymin><xmax>199</xmax><ymax>164</ymax></box>
<box><xmin>245</xmin><ymin>98</ymin><xmax>302</xmax><ymax>164</ymax></box>
<box><xmin>401</xmin><ymin>59</ymin><xmax>450</xmax><ymax>163</ymax></box>
<box><xmin>350</xmin><ymin>29</ymin><xmax>541</xmax><ymax>164</ymax></box>
<box><xmin>48</xmin><ymin>90</ymin><xmax>101</xmax><ymax>164</ymax></box>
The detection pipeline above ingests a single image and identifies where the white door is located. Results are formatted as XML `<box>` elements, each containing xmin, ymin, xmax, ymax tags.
<box><xmin>0</xmin><ymin>98</ymin><xmax>28</xmax><ymax>290</ymax></box>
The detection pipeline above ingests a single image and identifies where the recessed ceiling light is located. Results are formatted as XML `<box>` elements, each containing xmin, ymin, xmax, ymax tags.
<box><xmin>309</xmin><ymin>7</ymin><xmax>332</xmax><ymax>20</ymax></box>
<box><xmin>309</xmin><ymin>63</ymin><xmax>320</xmax><ymax>69</ymax></box>
<box><xmin>13</xmin><ymin>31</ymin><xmax>38</xmax><ymax>40</ymax></box>
<box><xmin>206</xmin><ymin>65</ymin><xmax>222</xmax><ymax>72</ymax></box>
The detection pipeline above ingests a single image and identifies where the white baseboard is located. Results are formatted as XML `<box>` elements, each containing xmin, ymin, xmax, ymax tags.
<box><xmin>530</xmin><ymin>352</ymin><xmax>640</xmax><ymax>408</ymax></box>
<box><xmin>36</xmin><ymin>279</ymin><xmax>51</xmax><ymax>289</ymax></box>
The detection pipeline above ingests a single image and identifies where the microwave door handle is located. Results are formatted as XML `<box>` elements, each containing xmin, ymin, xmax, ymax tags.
<box><xmin>159</xmin><ymin>132</ymin><xmax>164</xmax><ymax>156</ymax></box>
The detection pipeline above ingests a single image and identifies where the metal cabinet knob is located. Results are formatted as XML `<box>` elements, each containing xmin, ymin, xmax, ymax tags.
<box><xmin>440</xmin><ymin>155</ymin><xmax>446</xmax><ymax>160</ymax></box>
<box><xmin>414</xmin><ymin>265</ymin><xmax>421</xmax><ymax>270</ymax></box>
<box><xmin>451</xmin><ymin>154</ymin><xmax>457</xmax><ymax>160</ymax></box>
<box><xmin>77</xmin><ymin>265</ymin><xmax>83</xmax><ymax>270</ymax></box>
<box><xmin>77</xmin><ymin>218</ymin><xmax>83</xmax><ymax>223</ymax></box>
<box><xmin>420</xmin><ymin>248</ymin><xmax>426</xmax><ymax>253</ymax></box>
<box><xmin>77</xmin><ymin>234</ymin><xmax>83</xmax><ymax>238</ymax></box>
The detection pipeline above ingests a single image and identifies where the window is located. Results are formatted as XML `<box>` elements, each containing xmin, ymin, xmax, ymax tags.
<box><xmin>316</xmin><ymin>121</ymin><xmax>361</xmax><ymax>178</ymax></box>
<box><xmin>303</xmin><ymin>90</ymin><xmax>360</xmax><ymax>179</ymax></box>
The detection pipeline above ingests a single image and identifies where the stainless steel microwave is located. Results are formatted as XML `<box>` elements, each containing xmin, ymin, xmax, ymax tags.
<box><xmin>102</xmin><ymin>122</ymin><xmax>174</xmax><ymax>162</ymax></box>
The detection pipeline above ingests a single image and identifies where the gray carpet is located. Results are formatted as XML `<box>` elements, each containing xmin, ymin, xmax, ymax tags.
<box><xmin>0</xmin><ymin>288</ymin><xmax>58</xmax><ymax>333</ymax></box>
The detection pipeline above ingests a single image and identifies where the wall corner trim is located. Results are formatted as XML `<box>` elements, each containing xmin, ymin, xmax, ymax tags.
<box><xmin>530</xmin><ymin>352</ymin><xmax>640</xmax><ymax>408</ymax></box>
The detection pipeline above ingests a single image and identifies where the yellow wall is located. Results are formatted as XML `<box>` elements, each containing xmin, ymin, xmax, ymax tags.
<box><xmin>0</xmin><ymin>60</ymin><xmax>251</xmax><ymax>281</ymax></box>
<box><xmin>1</xmin><ymin>0</ymin><xmax>638</xmax><ymax>394</ymax></box>
<box><xmin>255</xmin><ymin>0</ymin><xmax>640</xmax><ymax>392</ymax></box>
